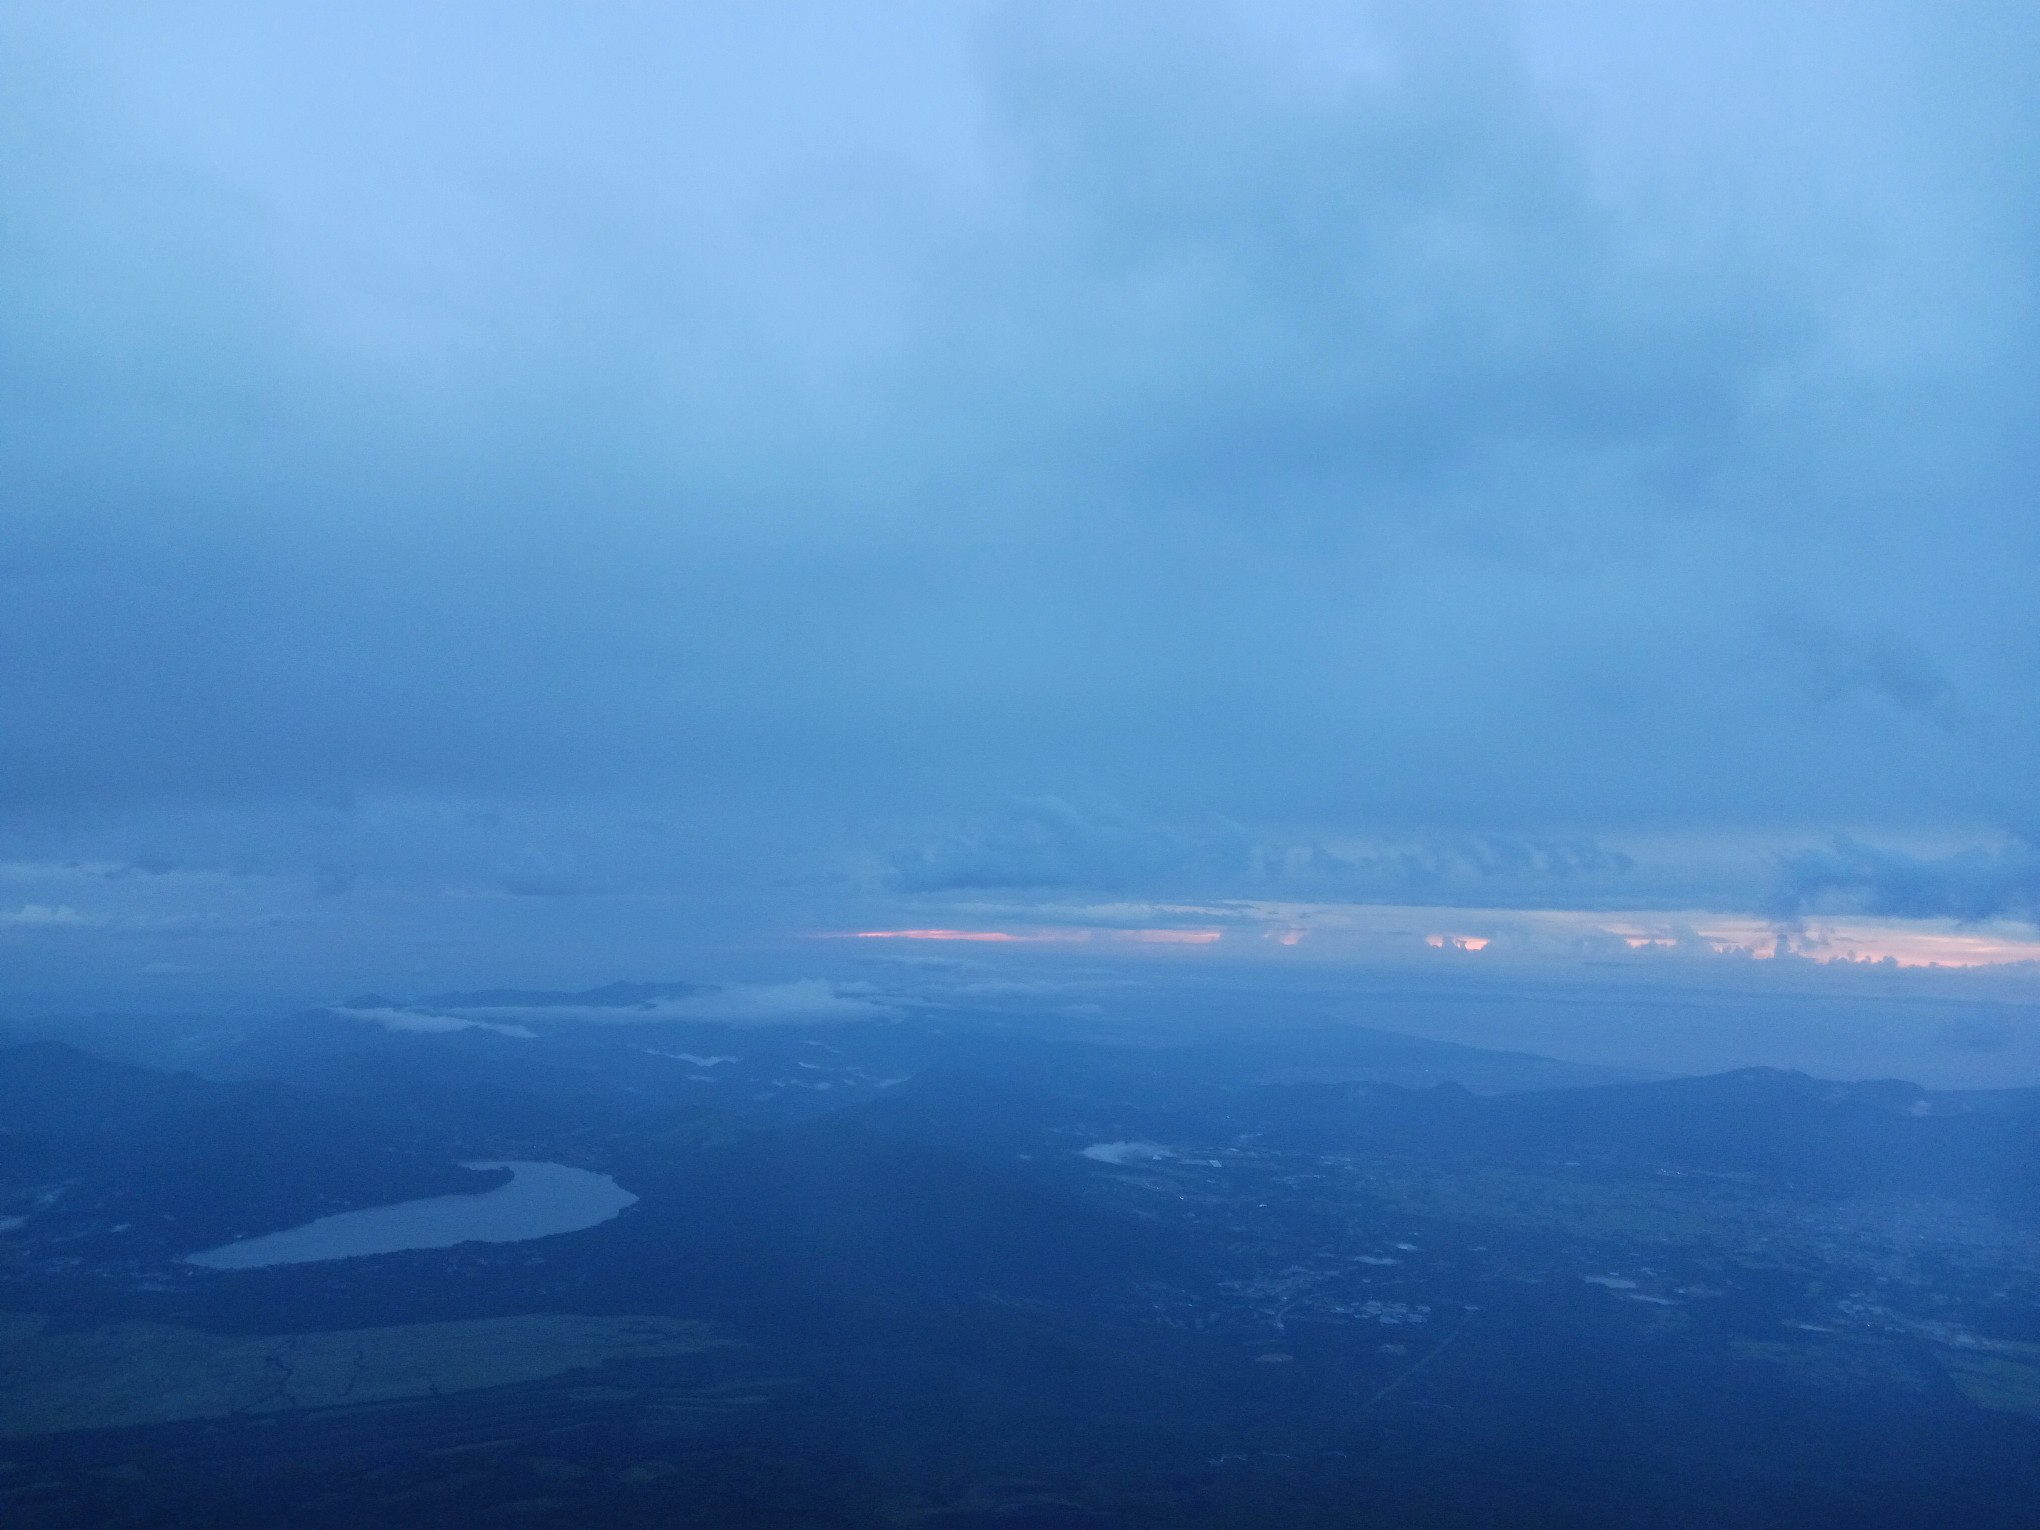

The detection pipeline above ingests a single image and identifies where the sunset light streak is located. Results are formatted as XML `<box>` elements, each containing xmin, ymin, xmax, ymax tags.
<box><xmin>899</xmin><ymin>899</ymin><xmax>2040</xmax><ymax>973</ymax></box>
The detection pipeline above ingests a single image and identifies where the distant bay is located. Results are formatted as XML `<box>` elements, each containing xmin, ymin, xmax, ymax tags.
<box><xmin>184</xmin><ymin>1161</ymin><xmax>636</xmax><ymax>1269</ymax></box>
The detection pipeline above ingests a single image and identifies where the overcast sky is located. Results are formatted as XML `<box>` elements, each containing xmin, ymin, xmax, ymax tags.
<box><xmin>4</xmin><ymin>1</ymin><xmax>2039</xmax><ymax>1010</ymax></box>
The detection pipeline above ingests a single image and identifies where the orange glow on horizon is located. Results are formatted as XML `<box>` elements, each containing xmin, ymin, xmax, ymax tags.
<box><xmin>1426</xmin><ymin>934</ymin><xmax>1490</xmax><ymax>952</ymax></box>
<box><xmin>1784</xmin><ymin>928</ymin><xmax>2040</xmax><ymax>969</ymax></box>
<box><xmin>1604</xmin><ymin>916</ymin><xmax>2040</xmax><ymax>968</ymax></box>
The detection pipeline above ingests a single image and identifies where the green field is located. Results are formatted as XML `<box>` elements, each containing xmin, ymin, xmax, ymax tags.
<box><xmin>0</xmin><ymin>1312</ymin><xmax>734</xmax><ymax>1439</ymax></box>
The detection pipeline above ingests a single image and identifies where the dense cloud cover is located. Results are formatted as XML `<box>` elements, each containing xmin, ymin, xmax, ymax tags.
<box><xmin>1777</xmin><ymin>835</ymin><xmax>2040</xmax><ymax>926</ymax></box>
<box><xmin>3</xmin><ymin>2</ymin><xmax>2038</xmax><ymax>998</ymax></box>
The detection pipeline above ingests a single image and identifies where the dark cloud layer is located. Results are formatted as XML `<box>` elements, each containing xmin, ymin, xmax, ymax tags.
<box><xmin>889</xmin><ymin>795</ymin><xmax>1634</xmax><ymax>908</ymax></box>
<box><xmin>1776</xmin><ymin>835</ymin><xmax>2040</xmax><ymax>926</ymax></box>
<box><xmin>3</xmin><ymin>1</ymin><xmax>2039</xmax><ymax>998</ymax></box>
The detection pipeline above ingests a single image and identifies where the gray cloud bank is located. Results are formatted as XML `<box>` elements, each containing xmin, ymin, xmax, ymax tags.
<box><xmin>889</xmin><ymin>795</ymin><xmax>1635</xmax><ymax>907</ymax></box>
<box><xmin>1776</xmin><ymin>836</ymin><xmax>2040</xmax><ymax>926</ymax></box>
<box><xmin>4</xmin><ymin>1</ymin><xmax>2039</xmax><ymax>997</ymax></box>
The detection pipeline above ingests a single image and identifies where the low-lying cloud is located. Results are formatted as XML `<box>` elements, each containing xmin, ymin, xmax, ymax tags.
<box><xmin>432</xmin><ymin>981</ymin><xmax>904</xmax><ymax>1028</ymax></box>
<box><xmin>1774</xmin><ymin>835</ymin><xmax>2040</xmax><ymax>926</ymax></box>
<box><xmin>336</xmin><ymin>1006</ymin><xmax>538</xmax><ymax>1039</ymax></box>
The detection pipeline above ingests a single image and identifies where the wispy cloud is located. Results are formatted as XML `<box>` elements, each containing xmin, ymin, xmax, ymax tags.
<box><xmin>427</xmin><ymin>981</ymin><xmax>903</xmax><ymax>1027</ymax></box>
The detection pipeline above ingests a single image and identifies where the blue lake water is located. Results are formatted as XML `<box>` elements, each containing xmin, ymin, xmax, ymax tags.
<box><xmin>183</xmin><ymin>1161</ymin><xmax>637</xmax><ymax>1270</ymax></box>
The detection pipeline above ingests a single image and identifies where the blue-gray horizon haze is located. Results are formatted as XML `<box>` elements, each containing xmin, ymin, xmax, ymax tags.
<box><xmin>5</xmin><ymin>2</ymin><xmax>2040</xmax><ymax>1060</ymax></box>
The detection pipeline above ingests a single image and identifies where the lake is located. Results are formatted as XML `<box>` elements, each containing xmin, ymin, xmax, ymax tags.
<box><xmin>183</xmin><ymin>1161</ymin><xmax>637</xmax><ymax>1270</ymax></box>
